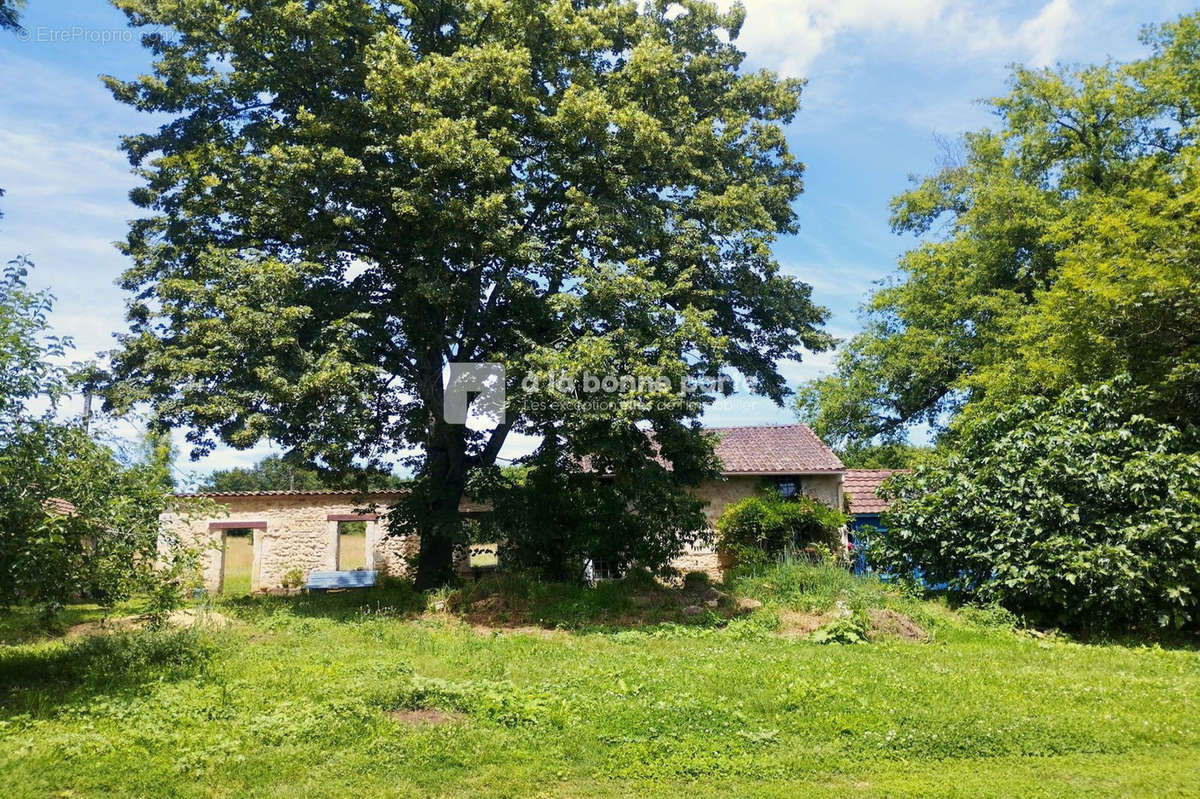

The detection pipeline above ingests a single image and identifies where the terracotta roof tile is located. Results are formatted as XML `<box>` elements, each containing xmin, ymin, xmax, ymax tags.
<box><xmin>708</xmin><ymin>424</ymin><xmax>844</xmax><ymax>474</ymax></box>
<box><xmin>843</xmin><ymin>469</ymin><xmax>906</xmax><ymax>515</ymax></box>
<box><xmin>44</xmin><ymin>497</ymin><xmax>77</xmax><ymax>516</ymax></box>
<box><xmin>174</xmin><ymin>489</ymin><xmax>406</xmax><ymax>499</ymax></box>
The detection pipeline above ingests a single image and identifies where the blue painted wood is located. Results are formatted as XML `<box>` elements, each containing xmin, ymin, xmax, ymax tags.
<box><xmin>304</xmin><ymin>570</ymin><xmax>378</xmax><ymax>591</ymax></box>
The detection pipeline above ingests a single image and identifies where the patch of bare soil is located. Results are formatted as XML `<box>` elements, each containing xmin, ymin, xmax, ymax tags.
<box><xmin>388</xmin><ymin>709</ymin><xmax>464</xmax><ymax>725</ymax></box>
<box><xmin>460</xmin><ymin>594</ymin><xmax>529</xmax><ymax>628</ymax></box>
<box><xmin>467</xmin><ymin>623</ymin><xmax>568</xmax><ymax>639</ymax></box>
<box><xmin>777</xmin><ymin>610</ymin><xmax>827</xmax><ymax>638</ymax></box>
<box><xmin>168</xmin><ymin>609</ymin><xmax>232</xmax><ymax>629</ymax></box>
<box><xmin>866</xmin><ymin>608</ymin><xmax>927</xmax><ymax>641</ymax></box>
<box><xmin>64</xmin><ymin>616</ymin><xmax>141</xmax><ymax>640</ymax></box>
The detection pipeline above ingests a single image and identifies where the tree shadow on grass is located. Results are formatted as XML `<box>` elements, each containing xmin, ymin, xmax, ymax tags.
<box><xmin>216</xmin><ymin>579</ymin><xmax>429</xmax><ymax>625</ymax></box>
<box><xmin>0</xmin><ymin>626</ymin><xmax>214</xmax><ymax>717</ymax></box>
<box><xmin>213</xmin><ymin>571</ymin><xmax>741</xmax><ymax>633</ymax></box>
<box><xmin>438</xmin><ymin>569</ymin><xmax>744</xmax><ymax>633</ymax></box>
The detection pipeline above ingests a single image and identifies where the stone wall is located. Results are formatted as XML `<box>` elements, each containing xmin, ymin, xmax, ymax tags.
<box><xmin>164</xmin><ymin>475</ymin><xmax>845</xmax><ymax>591</ymax></box>
<box><xmin>161</xmin><ymin>492</ymin><xmax>412</xmax><ymax>593</ymax></box>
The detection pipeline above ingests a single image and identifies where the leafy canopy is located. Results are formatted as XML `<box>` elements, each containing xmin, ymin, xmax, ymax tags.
<box><xmin>875</xmin><ymin>378</ymin><xmax>1200</xmax><ymax>633</ymax></box>
<box><xmin>0</xmin><ymin>260</ymin><xmax>197</xmax><ymax>619</ymax></box>
<box><xmin>475</xmin><ymin>439</ymin><xmax>715</xmax><ymax>582</ymax></box>
<box><xmin>0</xmin><ymin>0</ymin><xmax>23</xmax><ymax>34</ymax></box>
<box><xmin>798</xmin><ymin>14</ymin><xmax>1200</xmax><ymax>448</ymax></box>
<box><xmin>104</xmin><ymin>0</ymin><xmax>832</xmax><ymax>585</ymax></box>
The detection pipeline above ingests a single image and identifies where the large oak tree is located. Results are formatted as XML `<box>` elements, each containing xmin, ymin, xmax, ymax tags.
<box><xmin>104</xmin><ymin>0</ymin><xmax>832</xmax><ymax>586</ymax></box>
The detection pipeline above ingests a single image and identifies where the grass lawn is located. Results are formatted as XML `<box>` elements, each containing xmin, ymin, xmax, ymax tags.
<box><xmin>338</xmin><ymin>530</ymin><xmax>366</xmax><ymax>571</ymax></box>
<box><xmin>0</xmin><ymin>564</ymin><xmax>1197</xmax><ymax>798</ymax></box>
<box><xmin>221</xmin><ymin>533</ymin><xmax>253</xmax><ymax>596</ymax></box>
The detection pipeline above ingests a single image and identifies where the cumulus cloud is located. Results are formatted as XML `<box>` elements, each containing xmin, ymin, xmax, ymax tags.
<box><xmin>718</xmin><ymin>0</ymin><xmax>1078</xmax><ymax>76</ymax></box>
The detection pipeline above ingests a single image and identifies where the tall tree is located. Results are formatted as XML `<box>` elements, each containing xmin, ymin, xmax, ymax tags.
<box><xmin>103</xmin><ymin>0</ymin><xmax>832</xmax><ymax>587</ymax></box>
<box><xmin>0</xmin><ymin>1</ymin><xmax>23</xmax><ymax>34</ymax></box>
<box><xmin>0</xmin><ymin>261</ymin><xmax>194</xmax><ymax>620</ymax></box>
<box><xmin>798</xmin><ymin>13</ymin><xmax>1200</xmax><ymax>448</ymax></box>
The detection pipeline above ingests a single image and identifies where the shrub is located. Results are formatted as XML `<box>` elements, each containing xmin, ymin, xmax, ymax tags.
<box><xmin>809</xmin><ymin>613</ymin><xmax>868</xmax><ymax>645</ymax></box>
<box><xmin>282</xmin><ymin>568</ymin><xmax>305</xmax><ymax>589</ymax></box>
<box><xmin>716</xmin><ymin>490</ymin><xmax>847</xmax><ymax>569</ymax></box>
<box><xmin>474</xmin><ymin>448</ymin><xmax>714</xmax><ymax>583</ymax></box>
<box><xmin>876</xmin><ymin>379</ymin><xmax>1200</xmax><ymax>633</ymax></box>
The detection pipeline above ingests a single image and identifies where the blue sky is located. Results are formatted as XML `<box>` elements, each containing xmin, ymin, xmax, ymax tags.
<box><xmin>0</xmin><ymin>0</ymin><xmax>1191</xmax><ymax>482</ymax></box>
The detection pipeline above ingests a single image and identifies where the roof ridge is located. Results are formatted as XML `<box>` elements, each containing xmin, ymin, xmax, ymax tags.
<box><xmin>174</xmin><ymin>488</ymin><xmax>407</xmax><ymax>498</ymax></box>
<box><xmin>704</xmin><ymin>422</ymin><xmax>809</xmax><ymax>431</ymax></box>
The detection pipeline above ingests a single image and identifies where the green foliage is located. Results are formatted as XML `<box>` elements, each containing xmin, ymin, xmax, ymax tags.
<box><xmin>198</xmin><ymin>454</ymin><xmax>406</xmax><ymax>493</ymax></box>
<box><xmin>0</xmin><ymin>0</ymin><xmax>23</xmax><ymax>34</ymax></box>
<box><xmin>809</xmin><ymin>613</ymin><xmax>868</xmax><ymax>645</ymax></box>
<box><xmin>0</xmin><ymin>258</ymin><xmax>70</xmax><ymax>434</ymax></box>
<box><xmin>715</xmin><ymin>490</ymin><xmax>847</xmax><ymax>568</ymax></box>
<box><xmin>281</xmin><ymin>568</ymin><xmax>305</xmax><ymax>590</ymax></box>
<box><xmin>103</xmin><ymin>0</ymin><xmax>832</xmax><ymax>586</ymax></box>
<box><xmin>875</xmin><ymin>379</ymin><xmax>1200</xmax><ymax>632</ymax></box>
<box><xmin>0</xmin><ymin>420</ymin><xmax>202</xmax><ymax>619</ymax></box>
<box><xmin>200</xmin><ymin>455</ymin><xmax>325</xmax><ymax>493</ymax></box>
<box><xmin>836</xmin><ymin>441</ymin><xmax>929</xmax><ymax>469</ymax></box>
<box><xmin>799</xmin><ymin>15</ymin><xmax>1200</xmax><ymax>447</ymax></box>
<box><xmin>475</xmin><ymin>440</ymin><xmax>716</xmax><ymax>581</ymax></box>
<box><xmin>0</xmin><ymin>260</ymin><xmax>203</xmax><ymax>620</ymax></box>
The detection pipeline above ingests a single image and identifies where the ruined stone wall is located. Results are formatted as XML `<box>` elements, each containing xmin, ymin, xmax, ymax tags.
<box><xmin>163</xmin><ymin>476</ymin><xmax>845</xmax><ymax>592</ymax></box>
<box><xmin>161</xmin><ymin>492</ymin><xmax>409</xmax><ymax>593</ymax></box>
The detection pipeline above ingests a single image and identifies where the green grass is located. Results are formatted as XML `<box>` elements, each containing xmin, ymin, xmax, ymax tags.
<box><xmin>338</xmin><ymin>531</ymin><xmax>366</xmax><ymax>571</ymax></box>
<box><xmin>0</xmin><ymin>564</ymin><xmax>1197</xmax><ymax>798</ymax></box>
<box><xmin>221</xmin><ymin>534</ymin><xmax>254</xmax><ymax>596</ymax></box>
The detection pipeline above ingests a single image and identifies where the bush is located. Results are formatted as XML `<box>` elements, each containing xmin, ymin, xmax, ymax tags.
<box><xmin>716</xmin><ymin>490</ymin><xmax>847</xmax><ymax>569</ymax></box>
<box><xmin>876</xmin><ymin>379</ymin><xmax>1200</xmax><ymax>633</ymax></box>
<box><xmin>475</xmin><ymin>450</ymin><xmax>713</xmax><ymax>583</ymax></box>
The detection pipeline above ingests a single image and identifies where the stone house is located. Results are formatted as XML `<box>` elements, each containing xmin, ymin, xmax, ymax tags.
<box><xmin>164</xmin><ymin>424</ymin><xmax>846</xmax><ymax>592</ymax></box>
<box><xmin>671</xmin><ymin>424</ymin><xmax>845</xmax><ymax>576</ymax></box>
<box><xmin>162</xmin><ymin>490</ymin><xmax>488</xmax><ymax>593</ymax></box>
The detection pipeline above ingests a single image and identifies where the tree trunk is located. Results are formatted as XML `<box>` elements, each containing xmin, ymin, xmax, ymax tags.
<box><xmin>412</xmin><ymin>420</ymin><xmax>468</xmax><ymax>590</ymax></box>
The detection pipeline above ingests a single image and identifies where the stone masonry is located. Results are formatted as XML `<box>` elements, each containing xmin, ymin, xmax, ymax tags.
<box><xmin>162</xmin><ymin>491</ymin><xmax>427</xmax><ymax>593</ymax></box>
<box><xmin>164</xmin><ymin>473</ymin><xmax>845</xmax><ymax>591</ymax></box>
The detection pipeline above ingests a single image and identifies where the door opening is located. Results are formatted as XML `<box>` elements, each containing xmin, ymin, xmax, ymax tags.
<box><xmin>221</xmin><ymin>528</ymin><xmax>254</xmax><ymax>595</ymax></box>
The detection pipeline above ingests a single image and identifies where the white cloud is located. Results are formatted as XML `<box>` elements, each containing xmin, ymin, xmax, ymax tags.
<box><xmin>719</xmin><ymin>0</ymin><xmax>1078</xmax><ymax>76</ymax></box>
<box><xmin>1014</xmin><ymin>0</ymin><xmax>1076</xmax><ymax>66</ymax></box>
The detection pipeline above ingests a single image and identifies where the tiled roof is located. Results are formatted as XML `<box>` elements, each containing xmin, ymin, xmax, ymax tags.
<box><xmin>843</xmin><ymin>469</ymin><xmax>905</xmax><ymax>515</ymax></box>
<box><xmin>44</xmin><ymin>497</ymin><xmax>77</xmax><ymax>516</ymax></box>
<box><xmin>708</xmin><ymin>424</ymin><xmax>844</xmax><ymax>474</ymax></box>
<box><xmin>174</xmin><ymin>489</ymin><xmax>407</xmax><ymax>498</ymax></box>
